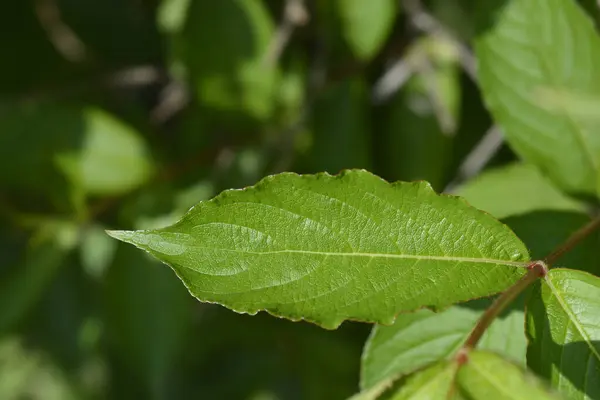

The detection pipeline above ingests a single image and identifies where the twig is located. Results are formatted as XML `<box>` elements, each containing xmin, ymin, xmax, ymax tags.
<box><xmin>1</xmin><ymin>65</ymin><xmax>165</xmax><ymax>107</ymax></box>
<box><xmin>418</xmin><ymin>54</ymin><xmax>457</xmax><ymax>135</ymax></box>
<box><xmin>545</xmin><ymin>214</ymin><xmax>600</xmax><ymax>265</ymax></box>
<box><xmin>108</xmin><ymin>66</ymin><xmax>163</xmax><ymax>88</ymax></box>
<box><xmin>461</xmin><ymin>261</ymin><xmax>547</xmax><ymax>352</ymax></box>
<box><xmin>444</xmin><ymin>125</ymin><xmax>504</xmax><ymax>193</ymax></box>
<box><xmin>35</xmin><ymin>0</ymin><xmax>87</xmax><ymax>62</ymax></box>
<box><xmin>403</xmin><ymin>0</ymin><xmax>477</xmax><ymax>81</ymax></box>
<box><xmin>371</xmin><ymin>57</ymin><xmax>414</xmax><ymax>103</ymax></box>
<box><xmin>150</xmin><ymin>81</ymin><xmax>190</xmax><ymax>124</ymax></box>
<box><xmin>263</xmin><ymin>0</ymin><xmax>309</xmax><ymax>66</ymax></box>
<box><xmin>269</xmin><ymin>29</ymin><xmax>327</xmax><ymax>174</ymax></box>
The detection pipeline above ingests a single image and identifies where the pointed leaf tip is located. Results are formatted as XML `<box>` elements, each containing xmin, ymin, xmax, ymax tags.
<box><xmin>105</xmin><ymin>230</ymin><xmax>135</xmax><ymax>242</ymax></box>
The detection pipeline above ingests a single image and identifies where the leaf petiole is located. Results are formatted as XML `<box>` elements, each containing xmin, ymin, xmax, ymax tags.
<box><xmin>459</xmin><ymin>261</ymin><xmax>547</xmax><ymax>356</ymax></box>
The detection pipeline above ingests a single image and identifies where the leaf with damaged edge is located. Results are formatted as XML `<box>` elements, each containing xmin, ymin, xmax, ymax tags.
<box><xmin>107</xmin><ymin>170</ymin><xmax>530</xmax><ymax>329</ymax></box>
<box><xmin>526</xmin><ymin>269</ymin><xmax>600</xmax><ymax>400</ymax></box>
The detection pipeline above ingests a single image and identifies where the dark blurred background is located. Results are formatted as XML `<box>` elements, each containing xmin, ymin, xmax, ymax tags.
<box><xmin>3</xmin><ymin>0</ymin><xmax>593</xmax><ymax>399</ymax></box>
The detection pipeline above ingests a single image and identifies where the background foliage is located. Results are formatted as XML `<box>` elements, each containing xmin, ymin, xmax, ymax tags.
<box><xmin>2</xmin><ymin>0</ymin><xmax>599</xmax><ymax>399</ymax></box>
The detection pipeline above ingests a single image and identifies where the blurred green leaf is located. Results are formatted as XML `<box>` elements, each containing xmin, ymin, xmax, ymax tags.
<box><xmin>303</xmin><ymin>78</ymin><xmax>372</xmax><ymax>173</ymax></box>
<box><xmin>475</xmin><ymin>0</ymin><xmax>600</xmax><ymax>195</ymax></box>
<box><xmin>0</xmin><ymin>337</ymin><xmax>77</xmax><ymax>400</ymax></box>
<box><xmin>458</xmin><ymin>163</ymin><xmax>584</xmax><ymax>219</ymax></box>
<box><xmin>335</xmin><ymin>0</ymin><xmax>397</xmax><ymax>60</ymax></box>
<box><xmin>360</xmin><ymin>300</ymin><xmax>527</xmax><ymax>391</ymax></box>
<box><xmin>348</xmin><ymin>375</ymin><xmax>398</xmax><ymax>400</ymax></box>
<box><xmin>56</xmin><ymin>108</ymin><xmax>154</xmax><ymax>196</ymax></box>
<box><xmin>171</xmin><ymin>0</ymin><xmax>277</xmax><ymax>120</ymax></box>
<box><xmin>526</xmin><ymin>269</ymin><xmax>600</xmax><ymax>400</ymax></box>
<box><xmin>535</xmin><ymin>87</ymin><xmax>600</xmax><ymax>121</ymax></box>
<box><xmin>108</xmin><ymin>170</ymin><xmax>530</xmax><ymax>329</ymax></box>
<box><xmin>80</xmin><ymin>224</ymin><xmax>118</xmax><ymax>279</ymax></box>
<box><xmin>387</xmin><ymin>361</ymin><xmax>458</xmax><ymax>400</ymax></box>
<box><xmin>0</xmin><ymin>104</ymin><xmax>153</xmax><ymax>198</ymax></box>
<box><xmin>105</xmin><ymin>244</ymin><xmax>193</xmax><ymax>399</ymax></box>
<box><xmin>456</xmin><ymin>351</ymin><xmax>561</xmax><ymax>399</ymax></box>
<box><xmin>157</xmin><ymin>0</ymin><xmax>192</xmax><ymax>34</ymax></box>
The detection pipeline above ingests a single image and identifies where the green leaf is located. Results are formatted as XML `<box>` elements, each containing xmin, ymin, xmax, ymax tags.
<box><xmin>526</xmin><ymin>269</ymin><xmax>600</xmax><ymax>400</ymax></box>
<box><xmin>456</xmin><ymin>351</ymin><xmax>561</xmax><ymax>399</ymax></box>
<box><xmin>108</xmin><ymin>170</ymin><xmax>530</xmax><ymax>329</ymax></box>
<box><xmin>336</xmin><ymin>0</ymin><xmax>397</xmax><ymax>60</ymax></box>
<box><xmin>0</xmin><ymin>337</ymin><xmax>77</xmax><ymax>400</ymax></box>
<box><xmin>475</xmin><ymin>0</ymin><xmax>600</xmax><ymax>195</ymax></box>
<box><xmin>458</xmin><ymin>163</ymin><xmax>584</xmax><ymax>220</ymax></box>
<box><xmin>387</xmin><ymin>361</ymin><xmax>458</xmax><ymax>400</ymax></box>
<box><xmin>360</xmin><ymin>299</ymin><xmax>526</xmax><ymax>390</ymax></box>
<box><xmin>0</xmin><ymin>104</ymin><xmax>153</xmax><ymax>197</ymax></box>
<box><xmin>80</xmin><ymin>224</ymin><xmax>118</xmax><ymax>279</ymax></box>
<box><xmin>172</xmin><ymin>0</ymin><xmax>277</xmax><ymax>120</ymax></box>
<box><xmin>56</xmin><ymin>108</ymin><xmax>154</xmax><ymax>196</ymax></box>
<box><xmin>534</xmin><ymin>88</ymin><xmax>600</xmax><ymax>121</ymax></box>
<box><xmin>348</xmin><ymin>375</ymin><xmax>399</xmax><ymax>400</ymax></box>
<box><xmin>157</xmin><ymin>0</ymin><xmax>191</xmax><ymax>34</ymax></box>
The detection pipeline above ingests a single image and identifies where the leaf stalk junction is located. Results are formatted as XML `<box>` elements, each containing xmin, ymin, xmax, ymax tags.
<box><xmin>456</xmin><ymin>213</ymin><xmax>600</xmax><ymax>363</ymax></box>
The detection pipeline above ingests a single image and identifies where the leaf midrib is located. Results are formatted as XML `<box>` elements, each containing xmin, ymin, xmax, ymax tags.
<box><xmin>187</xmin><ymin>246</ymin><xmax>528</xmax><ymax>267</ymax></box>
<box><xmin>543</xmin><ymin>275</ymin><xmax>600</xmax><ymax>363</ymax></box>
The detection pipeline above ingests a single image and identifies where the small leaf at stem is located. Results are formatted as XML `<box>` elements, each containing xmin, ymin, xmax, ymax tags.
<box><xmin>360</xmin><ymin>299</ymin><xmax>528</xmax><ymax>390</ymax></box>
<box><xmin>456</xmin><ymin>351</ymin><xmax>562</xmax><ymax>399</ymax></box>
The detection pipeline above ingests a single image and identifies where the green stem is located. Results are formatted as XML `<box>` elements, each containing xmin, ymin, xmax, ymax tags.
<box><xmin>460</xmin><ymin>261</ymin><xmax>547</xmax><ymax>353</ymax></box>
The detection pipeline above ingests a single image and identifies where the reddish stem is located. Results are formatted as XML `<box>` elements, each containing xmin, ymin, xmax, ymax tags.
<box><xmin>460</xmin><ymin>261</ymin><xmax>547</xmax><ymax>352</ymax></box>
<box><xmin>544</xmin><ymin>214</ymin><xmax>600</xmax><ymax>266</ymax></box>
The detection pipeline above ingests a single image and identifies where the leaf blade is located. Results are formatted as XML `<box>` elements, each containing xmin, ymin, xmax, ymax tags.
<box><xmin>475</xmin><ymin>0</ymin><xmax>600</xmax><ymax>195</ymax></box>
<box><xmin>336</xmin><ymin>0</ymin><xmax>397</xmax><ymax>60</ymax></box>
<box><xmin>388</xmin><ymin>361</ymin><xmax>458</xmax><ymax>400</ymax></box>
<box><xmin>526</xmin><ymin>269</ymin><xmax>600</xmax><ymax>400</ymax></box>
<box><xmin>457</xmin><ymin>351</ymin><xmax>561</xmax><ymax>399</ymax></box>
<box><xmin>458</xmin><ymin>163</ymin><xmax>584</xmax><ymax>220</ymax></box>
<box><xmin>108</xmin><ymin>170</ymin><xmax>530</xmax><ymax>329</ymax></box>
<box><xmin>360</xmin><ymin>299</ymin><xmax>527</xmax><ymax>390</ymax></box>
